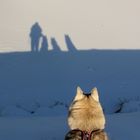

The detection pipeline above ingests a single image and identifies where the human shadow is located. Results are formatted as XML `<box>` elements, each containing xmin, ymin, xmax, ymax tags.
<box><xmin>40</xmin><ymin>35</ymin><xmax>49</xmax><ymax>52</ymax></box>
<box><xmin>30</xmin><ymin>22</ymin><xmax>42</xmax><ymax>52</ymax></box>
<box><xmin>51</xmin><ymin>37</ymin><xmax>61</xmax><ymax>52</ymax></box>
<box><xmin>65</xmin><ymin>34</ymin><xmax>77</xmax><ymax>52</ymax></box>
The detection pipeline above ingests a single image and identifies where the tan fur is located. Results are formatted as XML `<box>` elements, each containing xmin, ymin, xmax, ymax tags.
<box><xmin>66</xmin><ymin>87</ymin><xmax>109</xmax><ymax>140</ymax></box>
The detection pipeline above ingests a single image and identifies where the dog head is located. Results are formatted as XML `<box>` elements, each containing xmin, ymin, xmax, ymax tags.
<box><xmin>68</xmin><ymin>86</ymin><xmax>105</xmax><ymax>131</ymax></box>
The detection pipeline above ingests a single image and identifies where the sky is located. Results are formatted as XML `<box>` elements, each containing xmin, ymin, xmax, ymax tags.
<box><xmin>0</xmin><ymin>0</ymin><xmax>140</xmax><ymax>52</ymax></box>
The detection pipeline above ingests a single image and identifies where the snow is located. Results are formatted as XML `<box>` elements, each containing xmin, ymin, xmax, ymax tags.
<box><xmin>1</xmin><ymin>0</ymin><xmax>140</xmax><ymax>52</ymax></box>
<box><xmin>106</xmin><ymin>112</ymin><xmax>140</xmax><ymax>140</ymax></box>
<box><xmin>0</xmin><ymin>116</ymin><xmax>67</xmax><ymax>140</ymax></box>
<box><xmin>1</xmin><ymin>1</ymin><xmax>140</xmax><ymax>136</ymax></box>
<box><xmin>0</xmin><ymin>50</ymin><xmax>140</xmax><ymax>139</ymax></box>
<box><xmin>1</xmin><ymin>1</ymin><xmax>140</xmax><ymax>139</ymax></box>
<box><xmin>121</xmin><ymin>100</ymin><xmax>140</xmax><ymax>113</ymax></box>
<box><xmin>0</xmin><ymin>50</ymin><xmax>140</xmax><ymax>113</ymax></box>
<box><xmin>0</xmin><ymin>112</ymin><xmax>139</xmax><ymax>140</ymax></box>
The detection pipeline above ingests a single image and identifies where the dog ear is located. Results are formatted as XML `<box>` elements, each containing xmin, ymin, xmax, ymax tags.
<box><xmin>91</xmin><ymin>87</ymin><xmax>99</xmax><ymax>102</ymax></box>
<box><xmin>74</xmin><ymin>86</ymin><xmax>84</xmax><ymax>100</ymax></box>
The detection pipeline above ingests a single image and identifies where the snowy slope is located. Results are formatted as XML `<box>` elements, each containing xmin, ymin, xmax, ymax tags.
<box><xmin>0</xmin><ymin>50</ymin><xmax>140</xmax><ymax>114</ymax></box>
<box><xmin>1</xmin><ymin>0</ymin><xmax>140</xmax><ymax>52</ymax></box>
<box><xmin>0</xmin><ymin>50</ymin><xmax>140</xmax><ymax>139</ymax></box>
<box><xmin>1</xmin><ymin>1</ymin><xmax>140</xmax><ymax>139</ymax></box>
<box><xmin>0</xmin><ymin>112</ymin><xmax>140</xmax><ymax>140</ymax></box>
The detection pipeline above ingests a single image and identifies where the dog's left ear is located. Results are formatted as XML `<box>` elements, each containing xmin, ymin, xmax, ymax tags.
<box><xmin>91</xmin><ymin>87</ymin><xmax>99</xmax><ymax>102</ymax></box>
<box><xmin>74</xmin><ymin>86</ymin><xmax>84</xmax><ymax>101</ymax></box>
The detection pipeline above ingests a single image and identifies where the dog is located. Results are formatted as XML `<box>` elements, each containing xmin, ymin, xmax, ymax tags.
<box><xmin>65</xmin><ymin>87</ymin><xmax>108</xmax><ymax>140</ymax></box>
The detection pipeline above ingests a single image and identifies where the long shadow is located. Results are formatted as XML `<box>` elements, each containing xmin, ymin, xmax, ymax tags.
<box><xmin>51</xmin><ymin>37</ymin><xmax>61</xmax><ymax>52</ymax></box>
<box><xmin>1</xmin><ymin>32</ymin><xmax>140</xmax><ymax>114</ymax></box>
<box><xmin>29</xmin><ymin>22</ymin><xmax>42</xmax><ymax>52</ymax></box>
<box><xmin>40</xmin><ymin>35</ymin><xmax>49</xmax><ymax>52</ymax></box>
<box><xmin>65</xmin><ymin>34</ymin><xmax>77</xmax><ymax>52</ymax></box>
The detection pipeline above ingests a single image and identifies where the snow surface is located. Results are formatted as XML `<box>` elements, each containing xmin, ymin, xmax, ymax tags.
<box><xmin>1</xmin><ymin>0</ymin><xmax>140</xmax><ymax>52</ymax></box>
<box><xmin>0</xmin><ymin>50</ymin><xmax>140</xmax><ymax>139</ymax></box>
<box><xmin>0</xmin><ymin>112</ymin><xmax>140</xmax><ymax>140</ymax></box>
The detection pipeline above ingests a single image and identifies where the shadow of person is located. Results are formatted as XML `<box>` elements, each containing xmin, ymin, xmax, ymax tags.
<box><xmin>51</xmin><ymin>37</ymin><xmax>61</xmax><ymax>52</ymax></box>
<box><xmin>65</xmin><ymin>34</ymin><xmax>77</xmax><ymax>52</ymax></box>
<box><xmin>30</xmin><ymin>22</ymin><xmax>42</xmax><ymax>52</ymax></box>
<box><xmin>40</xmin><ymin>35</ymin><xmax>49</xmax><ymax>52</ymax></box>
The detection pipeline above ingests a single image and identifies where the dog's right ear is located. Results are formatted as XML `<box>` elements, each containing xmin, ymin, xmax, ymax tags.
<box><xmin>74</xmin><ymin>86</ymin><xmax>84</xmax><ymax>101</ymax></box>
<box><xmin>91</xmin><ymin>87</ymin><xmax>99</xmax><ymax>102</ymax></box>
